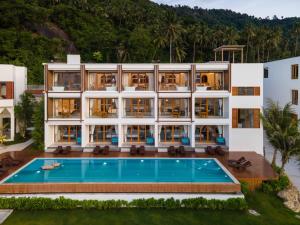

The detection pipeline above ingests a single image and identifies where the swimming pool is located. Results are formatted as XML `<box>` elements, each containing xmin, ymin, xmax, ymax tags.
<box><xmin>2</xmin><ymin>158</ymin><xmax>238</xmax><ymax>184</ymax></box>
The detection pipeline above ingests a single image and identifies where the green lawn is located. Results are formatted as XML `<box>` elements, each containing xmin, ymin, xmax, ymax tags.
<box><xmin>3</xmin><ymin>192</ymin><xmax>300</xmax><ymax>225</ymax></box>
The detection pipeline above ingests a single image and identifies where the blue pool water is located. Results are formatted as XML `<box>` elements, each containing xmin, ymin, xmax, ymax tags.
<box><xmin>2</xmin><ymin>158</ymin><xmax>235</xmax><ymax>183</ymax></box>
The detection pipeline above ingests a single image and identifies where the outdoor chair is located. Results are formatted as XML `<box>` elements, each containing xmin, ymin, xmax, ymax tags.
<box><xmin>205</xmin><ymin>146</ymin><xmax>215</xmax><ymax>155</ymax></box>
<box><xmin>53</xmin><ymin>146</ymin><xmax>63</xmax><ymax>154</ymax></box>
<box><xmin>62</xmin><ymin>146</ymin><xmax>71</xmax><ymax>155</ymax></box>
<box><xmin>103</xmin><ymin>145</ymin><xmax>109</xmax><ymax>155</ymax></box>
<box><xmin>178</xmin><ymin>145</ymin><xmax>186</xmax><ymax>156</ymax></box>
<box><xmin>215</xmin><ymin>146</ymin><xmax>226</xmax><ymax>156</ymax></box>
<box><xmin>130</xmin><ymin>145</ymin><xmax>137</xmax><ymax>155</ymax></box>
<box><xmin>228</xmin><ymin>157</ymin><xmax>247</xmax><ymax>167</ymax></box>
<box><xmin>138</xmin><ymin>145</ymin><xmax>145</xmax><ymax>155</ymax></box>
<box><xmin>168</xmin><ymin>146</ymin><xmax>176</xmax><ymax>156</ymax></box>
<box><xmin>229</xmin><ymin>160</ymin><xmax>252</xmax><ymax>170</ymax></box>
<box><xmin>93</xmin><ymin>146</ymin><xmax>102</xmax><ymax>155</ymax></box>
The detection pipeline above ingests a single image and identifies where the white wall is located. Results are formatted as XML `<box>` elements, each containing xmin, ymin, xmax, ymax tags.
<box><xmin>264</xmin><ymin>57</ymin><xmax>300</xmax><ymax>116</ymax></box>
<box><xmin>229</xmin><ymin>64</ymin><xmax>264</xmax><ymax>155</ymax></box>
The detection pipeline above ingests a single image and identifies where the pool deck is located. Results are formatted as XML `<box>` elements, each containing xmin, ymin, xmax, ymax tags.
<box><xmin>0</xmin><ymin>150</ymin><xmax>277</xmax><ymax>194</ymax></box>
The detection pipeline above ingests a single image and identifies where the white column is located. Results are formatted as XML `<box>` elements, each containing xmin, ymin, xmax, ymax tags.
<box><xmin>118</xmin><ymin>124</ymin><xmax>122</xmax><ymax>148</ymax></box>
<box><xmin>191</xmin><ymin>123</ymin><xmax>195</xmax><ymax>148</ymax></box>
<box><xmin>154</xmin><ymin>123</ymin><xmax>159</xmax><ymax>148</ymax></box>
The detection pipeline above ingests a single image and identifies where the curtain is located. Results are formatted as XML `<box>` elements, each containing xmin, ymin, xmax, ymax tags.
<box><xmin>218</xmin><ymin>125</ymin><xmax>223</xmax><ymax>136</ymax></box>
<box><xmin>218</xmin><ymin>99</ymin><xmax>223</xmax><ymax>116</ymax></box>
<box><xmin>90</xmin><ymin>125</ymin><xmax>95</xmax><ymax>142</ymax></box>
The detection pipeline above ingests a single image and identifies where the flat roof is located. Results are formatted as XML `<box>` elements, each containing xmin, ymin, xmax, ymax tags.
<box><xmin>214</xmin><ymin>45</ymin><xmax>245</xmax><ymax>52</ymax></box>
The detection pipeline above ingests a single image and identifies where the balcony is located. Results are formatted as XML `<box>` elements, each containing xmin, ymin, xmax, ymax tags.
<box><xmin>124</xmin><ymin>98</ymin><xmax>154</xmax><ymax>118</ymax></box>
<box><xmin>159</xmin><ymin>125</ymin><xmax>190</xmax><ymax>146</ymax></box>
<box><xmin>159</xmin><ymin>72</ymin><xmax>190</xmax><ymax>92</ymax></box>
<box><xmin>89</xmin><ymin>98</ymin><xmax>118</xmax><ymax>118</ymax></box>
<box><xmin>54</xmin><ymin>125</ymin><xmax>81</xmax><ymax>145</ymax></box>
<box><xmin>195</xmin><ymin>98</ymin><xmax>224</xmax><ymax>118</ymax></box>
<box><xmin>195</xmin><ymin>125</ymin><xmax>225</xmax><ymax>146</ymax></box>
<box><xmin>123</xmin><ymin>125</ymin><xmax>154</xmax><ymax>145</ymax></box>
<box><xmin>89</xmin><ymin>125</ymin><xmax>118</xmax><ymax>144</ymax></box>
<box><xmin>48</xmin><ymin>71</ymin><xmax>81</xmax><ymax>91</ymax></box>
<box><xmin>195</xmin><ymin>71</ymin><xmax>229</xmax><ymax>91</ymax></box>
<box><xmin>48</xmin><ymin>98</ymin><xmax>81</xmax><ymax>119</ymax></box>
<box><xmin>159</xmin><ymin>98</ymin><xmax>190</xmax><ymax>118</ymax></box>
<box><xmin>87</xmin><ymin>72</ymin><xmax>118</xmax><ymax>91</ymax></box>
<box><xmin>122</xmin><ymin>72</ymin><xmax>154</xmax><ymax>91</ymax></box>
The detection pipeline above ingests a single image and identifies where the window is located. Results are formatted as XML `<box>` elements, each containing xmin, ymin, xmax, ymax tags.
<box><xmin>88</xmin><ymin>72</ymin><xmax>117</xmax><ymax>91</ymax></box>
<box><xmin>159</xmin><ymin>98</ymin><xmax>190</xmax><ymax>118</ymax></box>
<box><xmin>48</xmin><ymin>98</ymin><xmax>81</xmax><ymax>118</ymax></box>
<box><xmin>264</xmin><ymin>68</ymin><xmax>269</xmax><ymax>78</ymax></box>
<box><xmin>291</xmin><ymin>64</ymin><xmax>299</xmax><ymax>79</ymax></box>
<box><xmin>0</xmin><ymin>82</ymin><xmax>6</xmax><ymax>98</ymax></box>
<box><xmin>292</xmin><ymin>90</ymin><xmax>298</xmax><ymax>105</ymax></box>
<box><xmin>232</xmin><ymin>108</ymin><xmax>260</xmax><ymax>128</ymax></box>
<box><xmin>195</xmin><ymin>98</ymin><xmax>223</xmax><ymax>118</ymax></box>
<box><xmin>124</xmin><ymin>98</ymin><xmax>153</xmax><ymax>117</ymax></box>
<box><xmin>232</xmin><ymin>87</ymin><xmax>260</xmax><ymax>96</ymax></box>
<box><xmin>89</xmin><ymin>98</ymin><xmax>118</xmax><ymax>118</ymax></box>
<box><xmin>90</xmin><ymin>125</ymin><xmax>117</xmax><ymax>143</ymax></box>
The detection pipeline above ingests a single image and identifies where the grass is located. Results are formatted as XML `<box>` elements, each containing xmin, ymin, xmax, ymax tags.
<box><xmin>2</xmin><ymin>192</ymin><xmax>300</xmax><ymax>225</ymax></box>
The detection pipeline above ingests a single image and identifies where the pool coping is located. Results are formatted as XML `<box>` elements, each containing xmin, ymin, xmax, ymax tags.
<box><xmin>0</xmin><ymin>157</ymin><xmax>239</xmax><ymax>185</ymax></box>
<box><xmin>0</xmin><ymin>157</ymin><xmax>241</xmax><ymax>194</ymax></box>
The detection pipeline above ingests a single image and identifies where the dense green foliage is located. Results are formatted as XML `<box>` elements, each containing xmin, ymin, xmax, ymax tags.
<box><xmin>0</xmin><ymin>196</ymin><xmax>247</xmax><ymax>211</ymax></box>
<box><xmin>1</xmin><ymin>0</ymin><xmax>300</xmax><ymax>84</ymax></box>
<box><xmin>14</xmin><ymin>93</ymin><xmax>35</xmax><ymax>138</ymax></box>
<box><xmin>32</xmin><ymin>99</ymin><xmax>44</xmax><ymax>149</ymax></box>
<box><xmin>261</xmin><ymin>167</ymin><xmax>290</xmax><ymax>194</ymax></box>
<box><xmin>2</xmin><ymin>192</ymin><xmax>300</xmax><ymax>225</ymax></box>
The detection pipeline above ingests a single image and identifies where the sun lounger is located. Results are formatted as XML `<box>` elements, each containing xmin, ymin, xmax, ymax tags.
<box><xmin>62</xmin><ymin>146</ymin><xmax>71</xmax><ymax>155</ymax></box>
<box><xmin>168</xmin><ymin>146</ymin><xmax>176</xmax><ymax>156</ymax></box>
<box><xmin>3</xmin><ymin>156</ymin><xmax>22</xmax><ymax>166</ymax></box>
<box><xmin>138</xmin><ymin>145</ymin><xmax>145</xmax><ymax>155</ymax></box>
<box><xmin>93</xmin><ymin>146</ymin><xmax>102</xmax><ymax>155</ymax></box>
<box><xmin>130</xmin><ymin>145</ymin><xmax>137</xmax><ymax>155</ymax></box>
<box><xmin>215</xmin><ymin>146</ymin><xmax>226</xmax><ymax>156</ymax></box>
<box><xmin>228</xmin><ymin>157</ymin><xmax>247</xmax><ymax>166</ymax></box>
<box><xmin>103</xmin><ymin>145</ymin><xmax>109</xmax><ymax>155</ymax></box>
<box><xmin>178</xmin><ymin>145</ymin><xmax>185</xmax><ymax>156</ymax></box>
<box><xmin>53</xmin><ymin>146</ymin><xmax>63</xmax><ymax>154</ymax></box>
<box><xmin>205</xmin><ymin>146</ymin><xmax>215</xmax><ymax>155</ymax></box>
<box><xmin>229</xmin><ymin>160</ymin><xmax>252</xmax><ymax>170</ymax></box>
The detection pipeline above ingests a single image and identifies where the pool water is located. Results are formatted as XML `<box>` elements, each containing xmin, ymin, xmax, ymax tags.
<box><xmin>2</xmin><ymin>158</ymin><xmax>235</xmax><ymax>183</ymax></box>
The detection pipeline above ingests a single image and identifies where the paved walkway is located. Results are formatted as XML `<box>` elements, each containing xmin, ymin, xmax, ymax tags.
<box><xmin>0</xmin><ymin>139</ymin><xmax>33</xmax><ymax>155</ymax></box>
<box><xmin>0</xmin><ymin>209</ymin><xmax>13</xmax><ymax>224</ymax></box>
<box><xmin>264</xmin><ymin>136</ymin><xmax>300</xmax><ymax>191</ymax></box>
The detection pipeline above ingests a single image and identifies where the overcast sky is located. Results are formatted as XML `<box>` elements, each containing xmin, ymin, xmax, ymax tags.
<box><xmin>152</xmin><ymin>0</ymin><xmax>300</xmax><ymax>18</ymax></box>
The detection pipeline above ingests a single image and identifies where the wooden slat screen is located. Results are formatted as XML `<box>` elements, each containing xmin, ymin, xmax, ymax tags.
<box><xmin>232</xmin><ymin>87</ymin><xmax>238</xmax><ymax>96</ymax></box>
<box><xmin>254</xmin><ymin>87</ymin><xmax>260</xmax><ymax>96</ymax></box>
<box><xmin>5</xmin><ymin>82</ymin><xmax>14</xmax><ymax>99</ymax></box>
<box><xmin>47</xmin><ymin>70</ymin><xmax>53</xmax><ymax>91</ymax></box>
<box><xmin>232</xmin><ymin>108</ymin><xmax>238</xmax><ymax>128</ymax></box>
<box><xmin>253</xmin><ymin>109</ymin><xmax>260</xmax><ymax>128</ymax></box>
<box><xmin>47</xmin><ymin>98</ymin><xmax>53</xmax><ymax>118</ymax></box>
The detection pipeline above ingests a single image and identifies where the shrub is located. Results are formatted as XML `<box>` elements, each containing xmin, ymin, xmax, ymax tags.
<box><xmin>261</xmin><ymin>172</ymin><xmax>290</xmax><ymax>194</ymax></box>
<box><xmin>0</xmin><ymin>197</ymin><xmax>247</xmax><ymax>211</ymax></box>
<box><xmin>240</xmin><ymin>181</ymin><xmax>250</xmax><ymax>195</ymax></box>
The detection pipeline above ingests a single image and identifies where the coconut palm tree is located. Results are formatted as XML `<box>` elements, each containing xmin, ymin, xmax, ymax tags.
<box><xmin>261</xmin><ymin>100</ymin><xmax>300</xmax><ymax>172</ymax></box>
<box><xmin>243</xmin><ymin>23</ymin><xmax>256</xmax><ymax>62</ymax></box>
<box><xmin>291</xmin><ymin>22</ymin><xmax>300</xmax><ymax>56</ymax></box>
<box><xmin>164</xmin><ymin>11</ymin><xmax>185</xmax><ymax>63</ymax></box>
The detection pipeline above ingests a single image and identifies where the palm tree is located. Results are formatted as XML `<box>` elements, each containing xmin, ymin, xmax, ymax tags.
<box><xmin>152</xmin><ymin>25</ymin><xmax>167</xmax><ymax>60</ymax></box>
<box><xmin>291</xmin><ymin>22</ymin><xmax>300</xmax><ymax>56</ymax></box>
<box><xmin>261</xmin><ymin>100</ymin><xmax>300</xmax><ymax>172</ymax></box>
<box><xmin>243</xmin><ymin>23</ymin><xmax>256</xmax><ymax>62</ymax></box>
<box><xmin>164</xmin><ymin>11</ymin><xmax>185</xmax><ymax>63</ymax></box>
<box><xmin>265</xmin><ymin>27</ymin><xmax>282</xmax><ymax>61</ymax></box>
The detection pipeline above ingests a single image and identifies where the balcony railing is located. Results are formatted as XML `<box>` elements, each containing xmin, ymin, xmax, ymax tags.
<box><xmin>122</xmin><ymin>72</ymin><xmax>154</xmax><ymax>91</ymax></box>
<box><xmin>195</xmin><ymin>72</ymin><xmax>229</xmax><ymax>91</ymax></box>
<box><xmin>48</xmin><ymin>72</ymin><xmax>81</xmax><ymax>91</ymax></box>
<box><xmin>159</xmin><ymin>72</ymin><xmax>190</xmax><ymax>91</ymax></box>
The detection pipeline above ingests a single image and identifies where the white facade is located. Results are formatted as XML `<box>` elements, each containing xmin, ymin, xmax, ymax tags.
<box><xmin>0</xmin><ymin>64</ymin><xmax>27</xmax><ymax>141</ymax></box>
<box><xmin>264</xmin><ymin>57</ymin><xmax>300</xmax><ymax>117</ymax></box>
<box><xmin>44</xmin><ymin>56</ymin><xmax>263</xmax><ymax>155</ymax></box>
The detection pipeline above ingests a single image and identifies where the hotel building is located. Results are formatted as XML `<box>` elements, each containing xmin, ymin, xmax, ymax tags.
<box><xmin>0</xmin><ymin>64</ymin><xmax>27</xmax><ymax>141</ymax></box>
<box><xmin>44</xmin><ymin>53</ymin><xmax>264</xmax><ymax>155</ymax></box>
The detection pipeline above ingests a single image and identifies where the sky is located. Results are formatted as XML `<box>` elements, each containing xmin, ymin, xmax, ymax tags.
<box><xmin>152</xmin><ymin>0</ymin><xmax>300</xmax><ymax>18</ymax></box>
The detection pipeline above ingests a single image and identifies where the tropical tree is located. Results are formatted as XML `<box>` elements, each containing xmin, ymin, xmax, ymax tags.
<box><xmin>261</xmin><ymin>100</ymin><xmax>300</xmax><ymax>172</ymax></box>
<box><xmin>291</xmin><ymin>22</ymin><xmax>300</xmax><ymax>56</ymax></box>
<box><xmin>14</xmin><ymin>93</ymin><xmax>35</xmax><ymax>138</ymax></box>
<box><xmin>243</xmin><ymin>23</ymin><xmax>256</xmax><ymax>62</ymax></box>
<box><xmin>32</xmin><ymin>99</ymin><xmax>44</xmax><ymax>150</ymax></box>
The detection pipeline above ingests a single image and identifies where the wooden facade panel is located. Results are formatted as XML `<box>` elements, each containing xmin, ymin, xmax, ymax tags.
<box><xmin>254</xmin><ymin>87</ymin><xmax>260</xmax><ymax>96</ymax></box>
<box><xmin>232</xmin><ymin>87</ymin><xmax>238</xmax><ymax>96</ymax></box>
<box><xmin>5</xmin><ymin>82</ymin><xmax>14</xmax><ymax>99</ymax></box>
<box><xmin>47</xmin><ymin>70</ymin><xmax>53</xmax><ymax>91</ymax></box>
<box><xmin>0</xmin><ymin>183</ymin><xmax>241</xmax><ymax>194</ymax></box>
<box><xmin>232</xmin><ymin>108</ymin><xmax>238</xmax><ymax>128</ymax></box>
<box><xmin>47</xmin><ymin>98</ymin><xmax>53</xmax><ymax>118</ymax></box>
<box><xmin>253</xmin><ymin>108</ymin><xmax>260</xmax><ymax>128</ymax></box>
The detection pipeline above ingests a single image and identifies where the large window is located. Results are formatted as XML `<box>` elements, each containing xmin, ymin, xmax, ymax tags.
<box><xmin>232</xmin><ymin>108</ymin><xmax>260</xmax><ymax>128</ymax></box>
<box><xmin>159</xmin><ymin>72</ymin><xmax>189</xmax><ymax>91</ymax></box>
<box><xmin>159</xmin><ymin>125</ymin><xmax>189</xmax><ymax>143</ymax></box>
<box><xmin>125</xmin><ymin>125</ymin><xmax>152</xmax><ymax>143</ymax></box>
<box><xmin>88</xmin><ymin>72</ymin><xmax>117</xmax><ymax>91</ymax></box>
<box><xmin>54</xmin><ymin>126</ymin><xmax>81</xmax><ymax>143</ymax></box>
<box><xmin>291</xmin><ymin>64</ymin><xmax>299</xmax><ymax>79</ymax></box>
<box><xmin>89</xmin><ymin>125</ymin><xmax>117</xmax><ymax>143</ymax></box>
<box><xmin>124</xmin><ymin>98</ymin><xmax>153</xmax><ymax>117</ymax></box>
<box><xmin>195</xmin><ymin>72</ymin><xmax>225</xmax><ymax>90</ymax></box>
<box><xmin>195</xmin><ymin>125</ymin><xmax>223</xmax><ymax>143</ymax></box>
<box><xmin>48</xmin><ymin>98</ymin><xmax>81</xmax><ymax>118</ymax></box>
<box><xmin>122</xmin><ymin>72</ymin><xmax>154</xmax><ymax>91</ymax></box>
<box><xmin>232</xmin><ymin>87</ymin><xmax>260</xmax><ymax>96</ymax></box>
<box><xmin>159</xmin><ymin>98</ymin><xmax>190</xmax><ymax>118</ymax></box>
<box><xmin>89</xmin><ymin>98</ymin><xmax>118</xmax><ymax>118</ymax></box>
<box><xmin>292</xmin><ymin>90</ymin><xmax>298</xmax><ymax>105</ymax></box>
<box><xmin>264</xmin><ymin>68</ymin><xmax>269</xmax><ymax>78</ymax></box>
<box><xmin>195</xmin><ymin>98</ymin><xmax>223</xmax><ymax>118</ymax></box>
<box><xmin>50</xmin><ymin>72</ymin><xmax>81</xmax><ymax>91</ymax></box>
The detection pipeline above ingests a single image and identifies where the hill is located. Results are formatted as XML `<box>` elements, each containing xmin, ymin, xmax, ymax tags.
<box><xmin>0</xmin><ymin>0</ymin><xmax>299</xmax><ymax>84</ymax></box>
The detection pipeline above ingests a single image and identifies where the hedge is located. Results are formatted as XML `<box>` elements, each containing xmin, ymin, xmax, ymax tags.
<box><xmin>0</xmin><ymin>197</ymin><xmax>248</xmax><ymax>211</ymax></box>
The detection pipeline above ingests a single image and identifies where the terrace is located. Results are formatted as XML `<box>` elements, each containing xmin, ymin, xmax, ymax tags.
<box><xmin>88</xmin><ymin>98</ymin><xmax>118</xmax><ymax>118</ymax></box>
<box><xmin>159</xmin><ymin>98</ymin><xmax>190</xmax><ymax>118</ymax></box>
<box><xmin>0</xmin><ymin>149</ymin><xmax>277</xmax><ymax>193</ymax></box>
<box><xmin>47</xmin><ymin>98</ymin><xmax>81</xmax><ymax>119</ymax></box>
<box><xmin>47</xmin><ymin>71</ymin><xmax>81</xmax><ymax>91</ymax></box>
<box><xmin>123</xmin><ymin>98</ymin><xmax>154</xmax><ymax>118</ymax></box>
<box><xmin>87</xmin><ymin>72</ymin><xmax>118</xmax><ymax>91</ymax></box>
<box><xmin>158</xmin><ymin>72</ymin><xmax>190</xmax><ymax>92</ymax></box>
<box><xmin>122</xmin><ymin>72</ymin><xmax>154</xmax><ymax>91</ymax></box>
<box><xmin>195</xmin><ymin>71</ymin><xmax>229</xmax><ymax>91</ymax></box>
